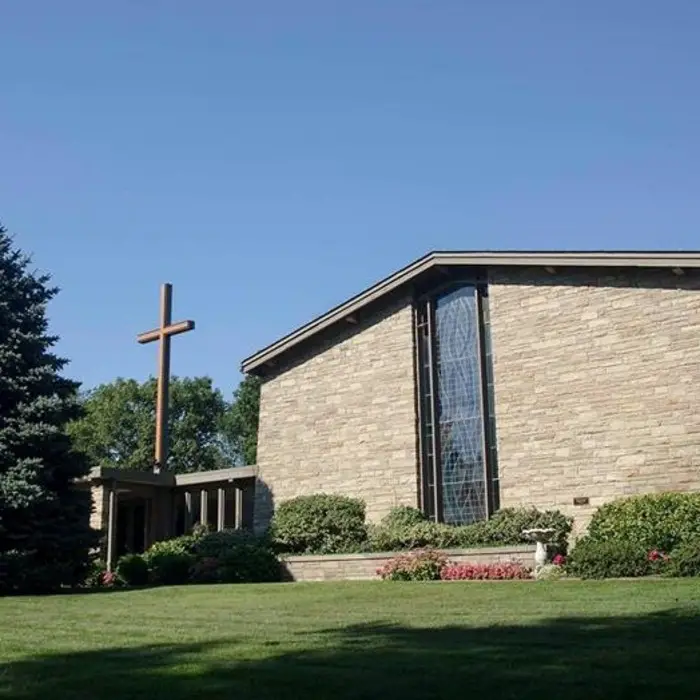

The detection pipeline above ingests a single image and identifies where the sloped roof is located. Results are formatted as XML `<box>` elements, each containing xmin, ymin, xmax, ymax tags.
<box><xmin>241</xmin><ymin>250</ymin><xmax>700</xmax><ymax>375</ymax></box>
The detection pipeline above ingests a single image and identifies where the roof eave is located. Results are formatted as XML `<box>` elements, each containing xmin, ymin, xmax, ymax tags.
<box><xmin>241</xmin><ymin>250</ymin><xmax>700</xmax><ymax>374</ymax></box>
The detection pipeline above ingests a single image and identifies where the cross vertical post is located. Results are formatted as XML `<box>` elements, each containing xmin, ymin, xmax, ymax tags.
<box><xmin>156</xmin><ymin>283</ymin><xmax>172</xmax><ymax>474</ymax></box>
<box><xmin>137</xmin><ymin>283</ymin><xmax>195</xmax><ymax>474</ymax></box>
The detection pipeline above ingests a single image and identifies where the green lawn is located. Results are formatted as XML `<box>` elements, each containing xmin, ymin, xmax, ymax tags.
<box><xmin>2</xmin><ymin>580</ymin><xmax>700</xmax><ymax>699</ymax></box>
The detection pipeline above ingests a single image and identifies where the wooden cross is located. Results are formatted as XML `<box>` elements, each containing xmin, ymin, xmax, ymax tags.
<box><xmin>137</xmin><ymin>283</ymin><xmax>195</xmax><ymax>473</ymax></box>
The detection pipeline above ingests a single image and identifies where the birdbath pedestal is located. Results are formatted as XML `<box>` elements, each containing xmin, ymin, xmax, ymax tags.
<box><xmin>522</xmin><ymin>528</ymin><xmax>556</xmax><ymax>569</ymax></box>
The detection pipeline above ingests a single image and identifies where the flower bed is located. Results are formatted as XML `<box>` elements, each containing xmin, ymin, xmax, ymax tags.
<box><xmin>441</xmin><ymin>561</ymin><xmax>531</xmax><ymax>581</ymax></box>
<box><xmin>376</xmin><ymin>549</ymin><xmax>534</xmax><ymax>581</ymax></box>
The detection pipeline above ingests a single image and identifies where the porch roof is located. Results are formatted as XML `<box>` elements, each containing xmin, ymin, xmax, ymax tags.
<box><xmin>84</xmin><ymin>465</ymin><xmax>256</xmax><ymax>487</ymax></box>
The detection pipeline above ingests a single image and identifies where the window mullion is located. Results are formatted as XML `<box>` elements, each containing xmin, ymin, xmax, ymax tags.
<box><xmin>426</xmin><ymin>299</ymin><xmax>442</xmax><ymax>522</ymax></box>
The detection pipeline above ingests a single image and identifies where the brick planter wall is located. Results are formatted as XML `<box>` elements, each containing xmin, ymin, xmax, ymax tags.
<box><xmin>280</xmin><ymin>544</ymin><xmax>536</xmax><ymax>582</ymax></box>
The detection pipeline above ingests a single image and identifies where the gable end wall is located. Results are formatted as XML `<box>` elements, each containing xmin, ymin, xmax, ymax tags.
<box><xmin>254</xmin><ymin>297</ymin><xmax>419</xmax><ymax>531</ymax></box>
<box><xmin>489</xmin><ymin>267</ymin><xmax>700</xmax><ymax>534</ymax></box>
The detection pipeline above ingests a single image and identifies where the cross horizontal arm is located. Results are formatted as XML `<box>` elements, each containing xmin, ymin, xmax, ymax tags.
<box><xmin>137</xmin><ymin>328</ymin><xmax>161</xmax><ymax>344</ymax></box>
<box><xmin>137</xmin><ymin>320</ymin><xmax>195</xmax><ymax>344</ymax></box>
<box><xmin>164</xmin><ymin>319</ymin><xmax>195</xmax><ymax>337</ymax></box>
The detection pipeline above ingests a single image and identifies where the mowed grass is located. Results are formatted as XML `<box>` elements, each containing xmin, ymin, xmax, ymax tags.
<box><xmin>2</xmin><ymin>580</ymin><xmax>700</xmax><ymax>699</ymax></box>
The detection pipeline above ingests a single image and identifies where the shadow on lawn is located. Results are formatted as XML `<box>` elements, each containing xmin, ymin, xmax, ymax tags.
<box><xmin>3</xmin><ymin>609</ymin><xmax>700</xmax><ymax>700</ymax></box>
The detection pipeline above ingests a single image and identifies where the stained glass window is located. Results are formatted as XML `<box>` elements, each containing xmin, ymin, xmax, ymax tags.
<box><xmin>416</xmin><ymin>281</ymin><xmax>498</xmax><ymax>525</ymax></box>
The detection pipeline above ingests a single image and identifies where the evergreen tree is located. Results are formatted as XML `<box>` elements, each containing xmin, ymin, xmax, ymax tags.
<box><xmin>0</xmin><ymin>226</ymin><xmax>96</xmax><ymax>593</ymax></box>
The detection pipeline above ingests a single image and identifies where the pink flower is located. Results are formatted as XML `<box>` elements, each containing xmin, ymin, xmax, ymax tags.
<box><xmin>552</xmin><ymin>554</ymin><xmax>566</xmax><ymax>566</ymax></box>
<box><xmin>439</xmin><ymin>561</ymin><xmax>531</xmax><ymax>581</ymax></box>
<box><xmin>101</xmin><ymin>571</ymin><xmax>117</xmax><ymax>587</ymax></box>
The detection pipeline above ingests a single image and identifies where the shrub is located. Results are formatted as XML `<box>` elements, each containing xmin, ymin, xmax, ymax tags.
<box><xmin>191</xmin><ymin>528</ymin><xmax>267</xmax><ymax>558</ymax></box>
<box><xmin>534</xmin><ymin>564</ymin><xmax>565</xmax><ymax>581</ymax></box>
<box><xmin>217</xmin><ymin>545</ymin><xmax>281</xmax><ymax>583</ymax></box>
<box><xmin>380</xmin><ymin>506</ymin><xmax>427</xmax><ymax>529</ymax></box>
<box><xmin>189</xmin><ymin>556</ymin><xmax>222</xmax><ymax>584</ymax></box>
<box><xmin>480</xmin><ymin>508</ymin><xmax>573</xmax><ymax>552</ymax></box>
<box><xmin>441</xmin><ymin>561</ymin><xmax>531</xmax><ymax>580</ymax></box>
<box><xmin>369</xmin><ymin>520</ymin><xmax>461</xmax><ymax>552</ymax></box>
<box><xmin>665</xmin><ymin>539</ymin><xmax>700</xmax><ymax>578</ymax></box>
<box><xmin>140</xmin><ymin>530</ymin><xmax>281</xmax><ymax>586</ymax></box>
<box><xmin>145</xmin><ymin>535</ymin><xmax>198</xmax><ymax>558</ymax></box>
<box><xmin>116</xmin><ymin>553</ymin><xmax>149</xmax><ymax>587</ymax></box>
<box><xmin>587</xmin><ymin>492</ymin><xmax>700</xmax><ymax>553</ymax></box>
<box><xmin>377</xmin><ymin>549</ymin><xmax>448</xmax><ymax>581</ymax></box>
<box><xmin>191</xmin><ymin>529</ymin><xmax>281</xmax><ymax>583</ymax></box>
<box><xmin>84</xmin><ymin>558</ymin><xmax>108</xmax><ymax>588</ymax></box>
<box><xmin>368</xmin><ymin>507</ymin><xmax>572</xmax><ymax>553</ymax></box>
<box><xmin>146</xmin><ymin>551</ymin><xmax>194</xmax><ymax>585</ymax></box>
<box><xmin>566</xmin><ymin>537</ymin><xmax>651</xmax><ymax>579</ymax></box>
<box><xmin>271</xmin><ymin>494</ymin><xmax>367</xmax><ymax>554</ymax></box>
<box><xmin>143</xmin><ymin>539</ymin><xmax>195</xmax><ymax>585</ymax></box>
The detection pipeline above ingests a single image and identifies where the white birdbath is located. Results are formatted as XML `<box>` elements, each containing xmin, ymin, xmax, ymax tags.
<box><xmin>522</xmin><ymin>528</ymin><xmax>555</xmax><ymax>569</ymax></box>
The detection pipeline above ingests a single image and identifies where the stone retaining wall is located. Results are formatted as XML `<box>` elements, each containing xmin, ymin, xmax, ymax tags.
<box><xmin>281</xmin><ymin>545</ymin><xmax>536</xmax><ymax>582</ymax></box>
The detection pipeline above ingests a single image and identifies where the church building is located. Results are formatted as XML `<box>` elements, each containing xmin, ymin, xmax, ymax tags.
<box><xmin>242</xmin><ymin>251</ymin><xmax>700</xmax><ymax>535</ymax></box>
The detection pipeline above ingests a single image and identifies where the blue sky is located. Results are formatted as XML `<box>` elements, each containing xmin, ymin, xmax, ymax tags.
<box><xmin>2</xmin><ymin>1</ymin><xmax>699</xmax><ymax>396</ymax></box>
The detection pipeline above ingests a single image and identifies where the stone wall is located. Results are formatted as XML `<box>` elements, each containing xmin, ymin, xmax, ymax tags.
<box><xmin>489</xmin><ymin>267</ymin><xmax>700</xmax><ymax>534</ymax></box>
<box><xmin>90</xmin><ymin>484</ymin><xmax>106</xmax><ymax>532</ymax></box>
<box><xmin>254</xmin><ymin>297</ymin><xmax>419</xmax><ymax>531</ymax></box>
<box><xmin>281</xmin><ymin>545</ymin><xmax>536</xmax><ymax>582</ymax></box>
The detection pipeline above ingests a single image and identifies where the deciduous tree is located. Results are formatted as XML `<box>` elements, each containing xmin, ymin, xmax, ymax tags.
<box><xmin>68</xmin><ymin>376</ymin><xmax>230</xmax><ymax>473</ymax></box>
<box><xmin>221</xmin><ymin>374</ymin><xmax>261</xmax><ymax>465</ymax></box>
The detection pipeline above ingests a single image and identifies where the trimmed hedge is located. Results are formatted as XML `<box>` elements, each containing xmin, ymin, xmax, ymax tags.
<box><xmin>270</xmin><ymin>494</ymin><xmax>573</xmax><ymax>555</ymax></box>
<box><xmin>367</xmin><ymin>507</ymin><xmax>572</xmax><ymax>554</ymax></box>
<box><xmin>190</xmin><ymin>530</ymin><xmax>280</xmax><ymax>583</ymax></box>
<box><xmin>564</xmin><ymin>493</ymin><xmax>700</xmax><ymax>580</ymax></box>
<box><xmin>587</xmin><ymin>492</ymin><xmax>700</xmax><ymax>553</ymax></box>
<box><xmin>380</xmin><ymin>506</ymin><xmax>428</xmax><ymax>529</ymax></box>
<box><xmin>271</xmin><ymin>494</ymin><xmax>367</xmax><ymax>554</ymax></box>
<box><xmin>566</xmin><ymin>538</ymin><xmax>652</xmax><ymax>579</ymax></box>
<box><xmin>116</xmin><ymin>553</ymin><xmax>149</xmax><ymax>586</ymax></box>
<box><xmin>137</xmin><ymin>528</ymin><xmax>281</xmax><ymax>587</ymax></box>
<box><xmin>143</xmin><ymin>540</ymin><xmax>194</xmax><ymax>585</ymax></box>
<box><xmin>665</xmin><ymin>539</ymin><xmax>700</xmax><ymax>578</ymax></box>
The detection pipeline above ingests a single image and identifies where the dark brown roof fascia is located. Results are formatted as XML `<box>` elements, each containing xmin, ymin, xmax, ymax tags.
<box><xmin>240</xmin><ymin>250</ymin><xmax>700</xmax><ymax>374</ymax></box>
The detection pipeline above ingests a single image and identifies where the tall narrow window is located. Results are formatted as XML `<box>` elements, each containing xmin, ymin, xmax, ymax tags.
<box><xmin>416</xmin><ymin>282</ymin><xmax>498</xmax><ymax>524</ymax></box>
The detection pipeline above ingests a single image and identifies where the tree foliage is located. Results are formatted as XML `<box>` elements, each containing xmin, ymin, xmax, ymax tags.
<box><xmin>0</xmin><ymin>226</ymin><xmax>97</xmax><ymax>593</ymax></box>
<box><xmin>220</xmin><ymin>374</ymin><xmax>261</xmax><ymax>465</ymax></box>
<box><xmin>68</xmin><ymin>373</ymin><xmax>262</xmax><ymax>472</ymax></box>
<box><xmin>68</xmin><ymin>376</ymin><xmax>230</xmax><ymax>473</ymax></box>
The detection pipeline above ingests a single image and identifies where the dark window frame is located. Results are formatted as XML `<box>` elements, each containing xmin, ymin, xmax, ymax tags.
<box><xmin>414</xmin><ymin>276</ymin><xmax>499</xmax><ymax>523</ymax></box>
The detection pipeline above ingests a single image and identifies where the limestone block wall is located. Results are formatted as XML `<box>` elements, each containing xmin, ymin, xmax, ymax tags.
<box><xmin>281</xmin><ymin>545</ymin><xmax>536</xmax><ymax>582</ymax></box>
<box><xmin>254</xmin><ymin>297</ymin><xmax>419</xmax><ymax>531</ymax></box>
<box><xmin>90</xmin><ymin>485</ymin><xmax>106</xmax><ymax>532</ymax></box>
<box><xmin>489</xmin><ymin>267</ymin><xmax>700</xmax><ymax>534</ymax></box>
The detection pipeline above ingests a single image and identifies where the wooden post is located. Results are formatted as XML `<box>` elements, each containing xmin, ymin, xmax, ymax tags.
<box><xmin>184</xmin><ymin>491</ymin><xmax>193</xmax><ymax>532</ymax></box>
<box><xmin>217</xmin><ymin>487</ymin><xmax>225</xmax><ymax>531</ymax></box>
<box><xmin>234</xmin><ymin>485</ymin><xmax>244</xmax><ymax>530</ymax></box>
<box><xmin>155</xmin><ymin>284</ymin><xmax>171</xmax><ymax>474</ymax></box>
<box><xmin>200</xmin><ymin>489</ymin><xmax>208</xmax><ymax>527</ymax></box>
<box><xmin>106</xmin><ymin>484</ymin><xmax>118</xmax><ymax>572</ymax></box>
<box><xmin>137</xmin><ymin>284</ymin><xmax>195</xmax><ymax>474</ymax></box>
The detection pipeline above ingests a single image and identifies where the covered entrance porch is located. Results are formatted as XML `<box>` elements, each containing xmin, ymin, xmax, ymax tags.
<box><xmin>85</xmin><ymin>466</ymin><xmax>256</xmax><ymax>570</ymax></box>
